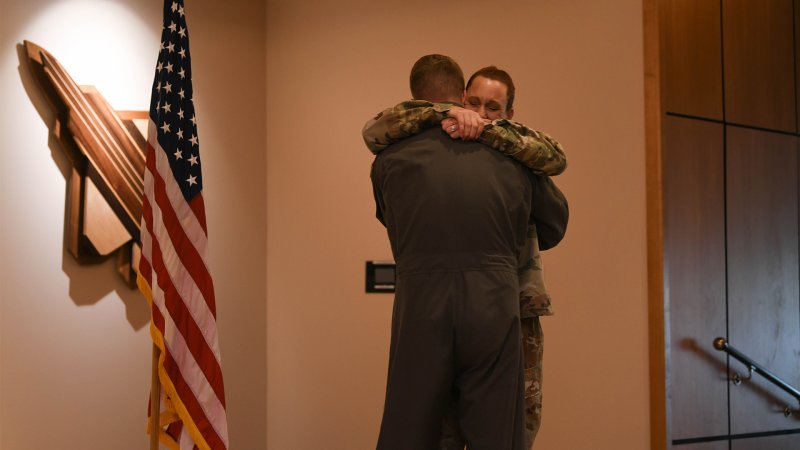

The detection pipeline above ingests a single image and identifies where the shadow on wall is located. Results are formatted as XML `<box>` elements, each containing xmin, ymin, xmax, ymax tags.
<box><xmin>16</xmin><ymin>42</ymin><xmax>150</xmax><ymax>331</ymax></box>
<box><xmin>61</xmin><ymin>246</ymin><xmax>150</xmax><ymax>329</ymax></box>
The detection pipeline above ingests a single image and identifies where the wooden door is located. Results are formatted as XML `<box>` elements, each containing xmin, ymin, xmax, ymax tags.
<box><xmin>656</xmin><ymin>0</ymin><xmax>800</xmax><ymax>448</ymax></box>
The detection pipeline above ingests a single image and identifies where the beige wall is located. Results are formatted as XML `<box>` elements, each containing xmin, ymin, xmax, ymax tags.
<box><xmin>267</xmin><ymin>0</ymin><xmax>649</xmax><ymax>449</ymax></box>
<box><xmin>0</xmin><ymin>0</ymin><xmax>266</xmax><ymax>448</ymax></box>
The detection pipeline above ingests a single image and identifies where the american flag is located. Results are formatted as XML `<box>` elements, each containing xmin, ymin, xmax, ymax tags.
<box><xmin>137</xmin><ymin>1</ymin><xmax>229</xmax><ymax>449</ymax></box>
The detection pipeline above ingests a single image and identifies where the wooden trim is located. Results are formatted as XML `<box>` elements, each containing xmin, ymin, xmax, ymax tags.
<box><xmin>25</xmin><ymin>41</ymin><xmax>145</xmax><ymax>239</ymax></box>
<box><xmin>644</xmin><ymin>0</ymin><xmax>668</xmax><ymax>449</ymax></box>
<box><xmin>116</xmin><ymin>110</ymin><xmax>150</xmax><ymax>120</ymax></box>
<box><xmin>66</xmin><ymin>166</ymin><xmax>84</xmax><ymax>259</ymax></box>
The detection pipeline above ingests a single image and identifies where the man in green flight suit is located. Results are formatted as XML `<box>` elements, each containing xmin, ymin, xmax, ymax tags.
<box><xmin>365</xmin><ymin>55</ymin><xmax>567</xmax><ymax>449</ymax></box>
<box><xmin>365</xmin><ymin>60</ymin><xmax>567</xmax><ymax>449</ymax></box>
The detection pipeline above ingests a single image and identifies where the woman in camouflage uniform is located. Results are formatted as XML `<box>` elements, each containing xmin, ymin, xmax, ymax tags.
<box><xmin>363</xmin><ymin>66</ymin><xmax>567</xmax><ymax>449</ymax></box>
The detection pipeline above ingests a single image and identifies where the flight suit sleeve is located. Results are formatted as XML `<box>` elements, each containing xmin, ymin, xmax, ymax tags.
<box><xmin>370</xmin><ymin>157</ymin><xmax>386</xmax><ymax>226</ymax></box>
<box><xmin>530</xmin><ymin>175</ymin><xmax>568</xmax><ymax>250</ymax></box>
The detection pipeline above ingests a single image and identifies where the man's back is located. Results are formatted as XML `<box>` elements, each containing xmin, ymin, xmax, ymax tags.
<box><xmin>371</xmin><ymin>127</ymin><xmax>533</xmax><ymax>273</ymax></box>
<box><xmin>371</xmin><ymin>127</ymin><xmax>531</xmax><ymax>450</ymax></box>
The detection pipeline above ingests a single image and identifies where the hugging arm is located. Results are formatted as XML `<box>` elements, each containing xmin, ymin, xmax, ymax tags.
<box><xmin>362</xmin><ymin>100</ymin><xmax>450</xmax><ymax>154</ymax></box>
<box><xmin>483</xmin><ymin>119</ymin><xmax>567</xmax><ymax>176</ymax></box>
<box><xmin>363</xmin><ymin>101</ymin><xmax>568</xmax><ymax>176</ymax></box>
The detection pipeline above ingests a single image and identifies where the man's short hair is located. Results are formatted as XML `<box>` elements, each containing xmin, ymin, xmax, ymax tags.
<box><xmin>409</xmin><ymin>54</ymin><xmax>465</xmax><ymax>103</ymax></box>
<box><xmin>467</xmin><ymin>66</ymin><xmax>516</xmax><ymax>111</ymax></box>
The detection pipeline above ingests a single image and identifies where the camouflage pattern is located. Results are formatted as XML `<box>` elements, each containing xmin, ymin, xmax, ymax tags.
<box><xmin>517</xmin><ymin>225</ymin><xmax>550</xmax><ymax>449</ymax></box>
<box><xmin>362</xmin><ymin>100</ymin><xmax>568</xmax><ymax>176</ymax></box>
<box><xmin>487</xmin><ymin>119</ymin><xmax>567</xmax><ymax>176</ymax></box>
<box><xmin>364</xmin><ymin>101</ymin><xmax>562</xmax><ymax>450</ymax></box>
<box><xmin>521</xmin><ymin>316</ymin><xmax>544</xmax><ymax>449</ymax></box>
<box><xmin>362</xmin><ymin>100</ymin><xmax>451</xmax><ymax>153</ymax></box>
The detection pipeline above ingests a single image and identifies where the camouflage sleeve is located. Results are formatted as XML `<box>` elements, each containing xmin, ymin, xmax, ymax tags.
<box><xmin>362</xmin><ymin>100</ymin><xmax>451</xmax><ymax>154</ymax></box>
<box><xmin>480</xmin><ymin>119</ymin><xmax>567</xmax><ymax>176</ymax></box>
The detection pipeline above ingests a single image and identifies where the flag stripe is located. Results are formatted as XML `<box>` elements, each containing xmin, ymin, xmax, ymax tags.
<box><xmin>149</xmin><ymin>227</ymin><xmax>226</xmax><ymax>405</ymax></box>
<box><xmin>147</xmin><ymin>121</ymin><xmax>215</xmax><ymax>316</ymax></box>
<box><xmin>145</xmin><ymin>119</ymin><xmax>208</xmax><ymax>257</ymax></box>
<box><xmin>143</xmin><ymin>140</ymin><xmax>221</xmax><ymax>357</ymax></box>
<box><xmin>141</xmin><ymin>168</ymin><xmax>225</xmax><ymax>401</ymax></box>
<box><xmin>179</xmin><ymin>427</ymin><xmax>199</xmax><ymax>450</ymax></box>
<box><xmin>163</xmin><ymin>350</ymin><xmax>227</xmax><ymax>449</ymax></box>
<box><xmin>142</xmin><ymin>266</ymin><xmax>228</xmax><ymax>449</ymax></box>
<box><xmin>190</xmin><ymin>192</ymin><xmax>207</xmax><ymax>234</ymax></box>
<box><xmin>140</xmin><ymin>162</ymin><xmax>228</xmax><ymax>448</ymax></box>
<box><xmin>147</xmin><ymin>117</ymin><xmax>208</xmax><ymax>255</ymax></box>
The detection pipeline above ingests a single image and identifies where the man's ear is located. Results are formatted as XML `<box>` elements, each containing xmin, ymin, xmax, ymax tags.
<box><xmin>506</xmin><ymin>108</ymin><xmax>514</xmax><ymax>120</ymax></box>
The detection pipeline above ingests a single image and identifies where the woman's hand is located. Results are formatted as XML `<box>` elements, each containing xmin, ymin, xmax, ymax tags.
<box><xmin>443</xmin><ymin>106</ymin><xmax>486</xmax><ymax>140</ymax></box>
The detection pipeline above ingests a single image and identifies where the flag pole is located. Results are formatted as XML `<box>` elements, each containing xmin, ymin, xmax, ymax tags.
<box><xmin>150</xmin><ymin>343</ymin><xmax>161</xmax><ymax>450</ymax></box>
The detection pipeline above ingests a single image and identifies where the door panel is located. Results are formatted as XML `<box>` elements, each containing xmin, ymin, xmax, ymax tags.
<box><xmin>796</xmin><ymin>0</ymin><xmax>800</xmax><ymax>133</ymax></box>
<box><xmin>731</xmin><ymin>434</ymin><xmax>800</xmax><ymax>449</ymax></box>
<box><xmin>723</xmin><ymin>0</ymin><xmax>796</xmax><ymax>132</ymax></box>
<box><xmin>659</xmin><ymin>0</ymin><xmax>800</xmax><ymax>446</ymax></box>
<box><xmin>662</xmin><ymin>0</ymin><xmax>723</xmax><ymax>119</ymax></box>
<box><xmin>726</xmin><ymin>127</ymin><xmax>800</xmax><ymax>434</ymax></box>
<box><xmin>664</xmin><ymin>116</ymin><xmax>728</xmax><ymax>440</ymax></box>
